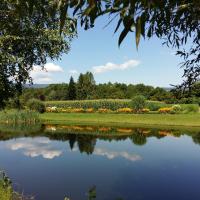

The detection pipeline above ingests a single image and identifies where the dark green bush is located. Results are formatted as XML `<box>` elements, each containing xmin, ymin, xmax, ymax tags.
<box><xmin>131</xmin><ymin>95</ymin><xmax>146</xmax><ymax>112</ymax></box>
<box><xmin>146</xmin><ymin>101</ymin><xmax>166</xmax><ymax>111</ymax></box>
<box><xmin>26</xmin><ymin>99</ymin><xmax>45</xmax><ymax>113</ymax></box>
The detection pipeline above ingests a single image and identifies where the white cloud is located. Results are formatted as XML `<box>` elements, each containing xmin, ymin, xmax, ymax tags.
<box><xmin>69</xmin><ymin>69</ymin><xmax>78</xmax><ymax>75</ymax></box>
<box><xmin>30</xmin><ymin>63</ymin><xmax>64</xmax><ymax>83</ymax></box>
<box><xmin>33</xmin><ymin>63</ymin><xmax>63</xmax><ymax>73</ymax></box>
<box><xmin>7</xmin><ymin>137</ymin><xmax>62</xmax><ymax>159</ymax></box>
<box><xmin>92</xmin><ymin>59</ymin><xmax>140</xmax><ymax>74</ymax></box>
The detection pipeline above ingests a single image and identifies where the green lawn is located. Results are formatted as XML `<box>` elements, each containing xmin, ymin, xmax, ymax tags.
<box><xmin>41</xmin><ymin>113</ymin><xmax>200</xmax><ymax>127</ymax></box>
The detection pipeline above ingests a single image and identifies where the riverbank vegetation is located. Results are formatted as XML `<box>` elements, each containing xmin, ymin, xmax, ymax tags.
<box><xmin>0</xmin><ymin>110</ymin><xmax>40</xmax><ymax>124</ymax></box>
<box><xmin>0</xmin><ymin>171</ymin><xmax>34</xmax><ymax>200</ymax></box>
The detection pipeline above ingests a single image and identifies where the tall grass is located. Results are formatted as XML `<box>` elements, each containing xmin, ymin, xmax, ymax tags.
<box><xmin>0</xmin><ymin>110</ymin><xmax>40</xmax><ymax>124</ymax></box>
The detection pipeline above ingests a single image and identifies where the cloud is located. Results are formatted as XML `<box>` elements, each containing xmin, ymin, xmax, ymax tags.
<box><xmin>30</xmin><ymin>63</ymin><xmax>64</xmax><ymax>83</ymax></box>
<box><xmin>69</xmin><ymin>69</ymin><xmax>78</xmax><ymax>75</ymax></box>
<box><xmin>92</xmin><ymin>59</ymin><xmax>140</xmax><ymax>74</ymax></box>
<box><xmin>33</xmin><ymin>63</ymin><xmax>63</xmax><ymax>72</ymax></box>
<box><xmin>7</xmin><ymin>137</ymin><xmax>62</xmax><ymax>159</ymax></box>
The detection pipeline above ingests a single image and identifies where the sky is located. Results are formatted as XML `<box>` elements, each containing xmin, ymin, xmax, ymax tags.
<box><xmin>31</xmin><ymin>16</ymin><xmax>185</xmax><ymax>87</ymax></box>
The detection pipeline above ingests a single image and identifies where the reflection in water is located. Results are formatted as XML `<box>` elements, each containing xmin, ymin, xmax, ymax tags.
<box><xmin>0</xmin><ymin>124</ymin><xmax>200</xmax><ymax>200</ymax></box>
<box><xmin>6</xmin><ymin>137</ymin><xmax>62</xmax><ymax>159</ymax></box>
<box><xmin>93</xmin><ymin>148</ymin><xmax>141</xmax><ymax>161</ymax></box>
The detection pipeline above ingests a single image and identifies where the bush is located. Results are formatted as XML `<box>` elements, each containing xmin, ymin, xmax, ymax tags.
<box><xmin>26</xmin><ymin>99</ymin><xmax>45</xmax><ymax>113</ymax></box>
<box><xmin>182</xmin><ymin>104</ymin><xmax>199</xmax><ymax>113</ymax></box>
<box><xmin>130</xmin><ymin>96</ymin><xmax>146</xmax><ymax>112</ymax></box>
<box><xmin>146</xmin><ymin>101</ymin><xmax>167</xmax><ymax>111</ymax></box>
<box><xmin>116</xmin><ymin>108</ymin><xmax>133</xmax><ymax>113</ymax></box>
<box><xmin>158</xmin><ymin>107</ymin><xmax>172</xmax><ymax>114</ymax></box>
<box><xmin>171</xmin><ymin>105</ymin><xmax>182</xmax><ymax>114</ymax></box>
<box><xmin>98</xmin><ymin>108</ymin><xmax>112</xmax><ymax>113</ymax></box>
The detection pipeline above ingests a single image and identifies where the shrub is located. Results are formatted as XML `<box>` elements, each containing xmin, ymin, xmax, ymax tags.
<box><xmin>146</xmin><ymin>101</ymin><xmax>167</xmax><ymax>111</ymax></box>
<box><xmin>116</xmin><ymin>108</ymin><xmax>133</xmax><ymax>113</ymax></box>
<box><xmin>85</xmin><ymin>108</ymin><xmax>94</xmax><ymax>113</ymax></box>
<box><xmin>158</xmin><ymin>107</ymin><xmax>172</xmax><ymax>114</ymax></box>
<box><xmin>98</xmin><ymin>108</ymin><xmax>112</xmax><ymax>113</ymax></box>
<box><xmin>46</xmin><ymin>106</ymin><xmax>58</xmax><ymax>112</ymax></box>
<box><xmin>182</xmin><ymin>104</ymin><xmax>199</xmax><ymax>113</ymax></box>
<box><xmin>141</xmin><ymin>108</ymin><xmax>150</xmax><ymax>113</ymax></box>
<box><xmin>131</xmin><ymin>96</ymin><xmax>146</xmax><ymax>112</ymax></box>
<box><xmin>71</xmin><ymin>108</ymin><xmax>85</xmax><ymax>113</ymax></box>
<box><xmin>26</xmin><ymin>99</ymin><xmax>45</xmax><ymax>113</ymax></box>
<box><xmin>171</xmin><ymin>105</ymin><xmax>182</xmax><ymax>114</ymax></box>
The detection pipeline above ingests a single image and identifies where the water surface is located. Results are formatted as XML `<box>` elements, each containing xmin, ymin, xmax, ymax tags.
<box><xmin>0</xmin><ymin>124</ymin><xmax>200</xmax><ymax>200</ymax></box>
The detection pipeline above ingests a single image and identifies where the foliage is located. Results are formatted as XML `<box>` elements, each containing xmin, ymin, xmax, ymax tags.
<box><xmin>45</xmin><ymin>99</ymin><xmax>130</xmax><ymax>110</ymax></box>
<box><xmin>171</xmin><ymin>105</ymin><xmax>182</xmax><ymax>114</ymax></box>
<box><xmin>26</xmin><ymin>99</ymin><xmax>45</xmax><ymax>113</ymax></box>
<box><xmin>0</xmin><ymin>110</ymin><xmax>40</xmax><ymax>124</ymax></box>
<box><xmin>182</xmin><ymin>104</ymin><xmax>199</xmax><ymax>114</ymax></box>
<box><xmin>0</xmin><ymin>171</ymin><xmax>12</xmax><ymax>200</ymax></box>
<box><xmin>0</xmin><ymin>0</ymin><xmax>75</xmax><ymax>108</ymax></box>
<box><xmin>146</xmin><ymin>101</ymin><xmax>167</xmax><ymax>111</ymax></box>
<box><xmin>77</xmin><ymin>72</ymin><xmax>96</xmax><ymax>100</ymax></box>
<box><xmin>67</xmin><ymin>76</ymin><xmax>76</xmax><ymax>100</ymax></box>
<box><xmin>158</xmin><ymin>107</ymin><xmax>173</xmax><ymax>114</ymax></box>
<box><xmin>116</xmin><ymin>108</ymin><xmax>133</xmax><ymax>113</ymax></box>
<box><xmin>131</xmin><ymin>96</ymin><xmax>146</xmax><ymax>112</ymax></box>
<box><xmin>54</xmin><ymin>0</ymin><xmax>199</xmax><ymax>89</ymax></box>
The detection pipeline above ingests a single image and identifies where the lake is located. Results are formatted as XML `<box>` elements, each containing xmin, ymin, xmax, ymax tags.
<box><xmin>0</xmin><ymin>124</ymin><xmax>200</xmax><ymax>200</ymax></box>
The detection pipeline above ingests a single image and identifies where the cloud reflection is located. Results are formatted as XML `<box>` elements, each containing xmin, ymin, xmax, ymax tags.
<box><xmin>7</xmin><ymin>138</ymin><xmax>62</xmax><ymax>159</ymax></box>
<box><xmin>94</xmin><ymin>148</ymin><xmax>142</xmax><ymax>162</ymax></box>
<box><xmin>72</xmin><ymin>147</ymin><xmax>141</xmax><ymax>162</ymax></box>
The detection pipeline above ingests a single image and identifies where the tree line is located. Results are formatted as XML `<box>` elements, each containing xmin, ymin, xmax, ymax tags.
<box><xmin>19</xmin><ymin>72</ymin><xmax>200</xmax><ymax>105</ymax></box>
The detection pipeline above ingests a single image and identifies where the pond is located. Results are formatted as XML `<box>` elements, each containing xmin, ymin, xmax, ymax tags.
<box><xmin>0</xmin><ymin>124</ymin><xmax>200</xmax><ymax>200</ymax></box>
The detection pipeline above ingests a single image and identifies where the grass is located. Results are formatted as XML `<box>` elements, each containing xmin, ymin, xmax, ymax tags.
<box><xmin>0</xmin><ymin>110</ymin><xmax>40</xmax><ymax>124</ymax></box>
<box><xmin>41</xmin><ymin>113</ymin><xmax>200</xmax><ymax>127</ymax></box>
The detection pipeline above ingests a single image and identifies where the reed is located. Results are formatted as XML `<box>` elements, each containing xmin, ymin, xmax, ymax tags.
<box><xmin>0</xmin><ymin>110</ymin><xmax>40</xmax><ymax>125</ymax></box>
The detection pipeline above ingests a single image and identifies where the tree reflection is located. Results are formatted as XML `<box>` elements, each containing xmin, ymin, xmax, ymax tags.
<box><xmin>130</xmin><ymin>129</ymin><xmax>147</xmax><ymax>146</ymax></box>
<box><xmin>77</xmin><ymin>135</ymin><xmax>96</xmax><ymax>154</ymax></box>
<box><xmin>192</xmin><ymin>132</ymin><xmax>200</xmax><ymax>145</ymax></box>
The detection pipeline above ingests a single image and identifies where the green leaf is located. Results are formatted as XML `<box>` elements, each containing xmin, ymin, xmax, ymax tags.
<box><xmin>118</xmin><ymin>28</ymin><xmax>129</xmax><ymax>46</ymax></box>
<box><xmin>135</xmin><ymin>17</ymin><xmax>141</xmax><ymax>49</ymax></box>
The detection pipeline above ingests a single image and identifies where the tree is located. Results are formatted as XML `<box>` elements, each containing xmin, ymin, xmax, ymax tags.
<box><xmin>0</xmin><ymin>0</ymin><xmax>75</xmax><ymax>108</ymax></box>
<box><xmin>67</xmin><ymin>76</ymin><xmax>76</xmax><ymax>100</ymax></box>
<box><xmin>131</xmin><ymin>95</ymin><xmax>146</xmax><ymax>112</ymax></box>
<box><xmin>77</xmin><ymin>72</ymin><xmax>95</xmax><ymax>99</ymax></box>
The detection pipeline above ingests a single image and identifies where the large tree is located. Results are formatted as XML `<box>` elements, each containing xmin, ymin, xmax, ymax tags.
<box><xmin>77</xmin><ymin>72</ymin><xmax>95</xmax><ymax>100</ymax></box>
<box><xmin>0</xmin><ymin>0</ymin><xmax>75</xmax><ymax>108</ymax></box>
<box><xmin>67</xmin><ymin>76</ymin><xmax>77</xmax><ymax>100</ymax></box>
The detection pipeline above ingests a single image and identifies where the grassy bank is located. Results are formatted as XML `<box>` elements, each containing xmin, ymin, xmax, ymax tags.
<box><xmin>0</xmin><ymin>110</ymin><xmax>40</xmax><ymax>124</ymax></box>
<box><xmin>41</xmin><ymin>113</ymin><xmax>200</xmax><ymax>127</ymax></box>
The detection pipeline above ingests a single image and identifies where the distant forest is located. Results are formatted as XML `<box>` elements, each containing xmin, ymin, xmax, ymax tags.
<box><xmin>22</xmin><ymin>72</ymin><xmax>200</xmax><ymax>104</ymax></box>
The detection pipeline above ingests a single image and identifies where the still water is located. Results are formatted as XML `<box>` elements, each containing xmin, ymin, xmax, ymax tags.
<box><xmin>0</xmin><ymin>124</ymin><xmax>200</xmax><ymax>200</ymax></box>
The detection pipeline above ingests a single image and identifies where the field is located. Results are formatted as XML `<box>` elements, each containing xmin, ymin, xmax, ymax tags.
<box><xmin>41</xmin><ymin>113</ymin><xmax>200</xmax><ymax>127</ymax></box>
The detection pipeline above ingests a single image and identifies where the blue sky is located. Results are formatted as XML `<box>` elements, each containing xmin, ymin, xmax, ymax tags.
<box><xmin>31</xmin><ymin>16</ymin><xmax>184</xmax><ymax>87</ymax></box>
